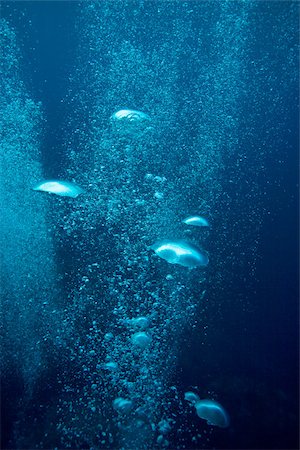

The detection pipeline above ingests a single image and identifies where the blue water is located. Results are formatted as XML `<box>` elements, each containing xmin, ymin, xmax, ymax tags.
<box><xmin>1</xmin><ymin>2</ymin><xmax>299</xmax><ymax>449</ymax></box>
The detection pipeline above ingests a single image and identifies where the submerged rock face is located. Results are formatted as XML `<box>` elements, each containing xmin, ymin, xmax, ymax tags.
<box><xmin>151</xmin><ymin>240</ymin><xmax>209</xmax><ymax>268</ymax></box>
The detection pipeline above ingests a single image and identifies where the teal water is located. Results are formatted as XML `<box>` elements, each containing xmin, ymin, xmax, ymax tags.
<box><xmin>1</xmin><ymin>2</ymin><xmax>298</xmax><ymax>449</ymax></box>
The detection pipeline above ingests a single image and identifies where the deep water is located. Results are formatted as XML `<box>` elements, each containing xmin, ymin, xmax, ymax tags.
<box><xmin>1</xmin><ymin>1</ymin><xmax>299</xmax><ymax>450</ymax></box>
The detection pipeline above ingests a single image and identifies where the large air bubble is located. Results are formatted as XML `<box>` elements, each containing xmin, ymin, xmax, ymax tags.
<box><xmin>113</xmin><ymin>397</ymin><xmax>133</xmax><ymax>414</ymax></box>
<box><xmin>33</xmin><ymin>180</ymin><xmax>84</xmax><ymax>198</ymax></box>
<box><xmin>183</xmin><ymin>215</ymin><xmax>210</xmax><ymax>227</ymax></box>
<box><xmin>195</xmin><ymin>399</ymin><xmax>230</xmax><ymax>428</ymax></box>
<box><xmin>151</xmin><ymin>240</ymin><xmax>209</xmax><ymax>268</ymax></box>
<box><xmin>131</xmin><ymin>331</ymin><xmax>152</xmax><ymax>349</ymax></box>
<box><xmin>110</xmin><ymin>109</ymin><xmax>152</xmax><ymax>137</ymax></box>
<box><xmin>184</xmin><ymin>391</ymin><xmax>200</xmax><ymax>405</ymax></box>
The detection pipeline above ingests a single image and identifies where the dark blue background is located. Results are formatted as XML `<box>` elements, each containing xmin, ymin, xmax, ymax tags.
<box><xmin>1</xmin><ymin>2</ymin><xmax>299</xmax><ymax>449</ymax></box>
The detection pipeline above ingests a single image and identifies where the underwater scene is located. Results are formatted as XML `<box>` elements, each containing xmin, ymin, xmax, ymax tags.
<box><xmin>1</xmin><ymin>1</ymin><xmax>299</xmax><ymax>449</ymax></box>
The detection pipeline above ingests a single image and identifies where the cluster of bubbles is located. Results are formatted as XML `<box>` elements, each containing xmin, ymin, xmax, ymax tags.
<box><xmin>184</xmin><ymin>392</ymin><xmax>229</xmax><ymax>428</ymax></box>
<box><xmin>40</xmin><ymin>4</ymin><xmax>263</xmax><ymax>448</ymax></box>
<box><xmin>32</xmin><ymin>107</ymin><xmax>229</xmax><ymax>449</ymax></box>
<box><xmin>8</xmin><ymin>0</ymin><xmax>297</xmax><ymax>445</ymax></box>
<box><xmin>1</xmin><ymin>19</ymin><xmax>59</xmax><ymax>406</ymax></box>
